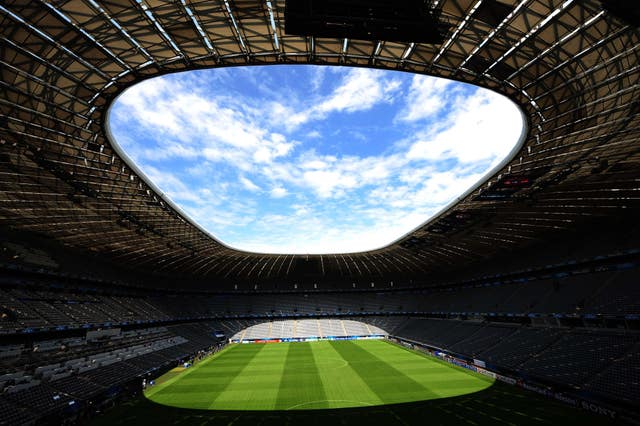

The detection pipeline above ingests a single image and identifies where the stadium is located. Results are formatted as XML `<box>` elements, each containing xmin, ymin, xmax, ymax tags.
<box><xmin>1</xmin><ymin>0</ymin><xmax>639</xmax><ymax>424</ymax></box>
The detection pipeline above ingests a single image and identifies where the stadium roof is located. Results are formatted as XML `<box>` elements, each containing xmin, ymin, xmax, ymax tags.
<box><xmin>1</xmin><ymin>0</ymin><xmax>639</xmax><ymax>284</ymax></box>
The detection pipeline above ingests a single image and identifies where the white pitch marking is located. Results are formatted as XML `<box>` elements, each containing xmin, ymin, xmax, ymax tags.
<box><xmin>285</xmin><ymin>399</ymin><xmax>375</xmax><ymax>410</ymax></box>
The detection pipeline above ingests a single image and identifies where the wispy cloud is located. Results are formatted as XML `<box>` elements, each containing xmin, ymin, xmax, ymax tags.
<box><xmin>110</xmin><ymin>66</ymin><xmax>522</xmax><ymax>254</ymax></box>
<box><xmin>316</xmin><ymin>68</ymin><xmax>400</xmax><ymax>114</ymax></box>
<box><xmin>398</xmin><ymin>74</ymin><xmax>453</xmax><ymax>122</ymax></box>
<box><xmin>270</xmin><ymin>186</ymin><xmax>288</xmax><ymax>199</ymax></box>
<box><xmin>239</xmin><ymin>176</ymin><xmax>261</xmax><ymax>192</ymax></box>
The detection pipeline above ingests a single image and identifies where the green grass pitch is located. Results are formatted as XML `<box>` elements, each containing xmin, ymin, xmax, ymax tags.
<box><xmin>92</xmin><ymin>340</ymin><xmax>616</xmax><ymax>425</ymax></box>
<box><xmin>145</xmin><ymin>340</ymin><xmax>493</xmax><ymax>410</ymax></box>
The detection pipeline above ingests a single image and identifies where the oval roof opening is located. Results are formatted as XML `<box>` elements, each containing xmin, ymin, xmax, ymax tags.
<box><xmin>107</xmin><ymin>65</ymin><xmax>524</xmax><ymax>254</ymax></box>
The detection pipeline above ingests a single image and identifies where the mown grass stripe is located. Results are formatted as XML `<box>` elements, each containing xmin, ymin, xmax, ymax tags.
<box><xmin>329</xmin><ymin>340</ymin><xmax>440</xmax><ymax>404</ymax></box>
<box><xmin>274</xmin><ymin>342</ymin><xmax>326</xmax><ymax>410</ymax></box>
<box><xmin>310</xmin><ymin>339</ymin><xmax>384</xmax><ymax>408</ymax></box>
<box><xmin>372</xmin><ymin>340</ymin><xmax>493</xmax><ymax>398</ymax></box>
<box><xmin>150</xmin><ymin>343</ymin><xmax>266</xmax><ymax>410</ymax></box>
<box><xmin>144</xmin><ymin>344</ymin><xmax>236</xmax><ymax>399</ymax></box>
<box><xmin>209</xmin><ymin>344</ymin><xmax>280</xmax><ymax>409</ymax></box>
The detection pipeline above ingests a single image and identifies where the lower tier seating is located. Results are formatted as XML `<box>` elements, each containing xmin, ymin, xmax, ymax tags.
<box><xmin>395</xmin><ymin>318</ymin><xmax>640</xmax><ymax>407</ymax></box>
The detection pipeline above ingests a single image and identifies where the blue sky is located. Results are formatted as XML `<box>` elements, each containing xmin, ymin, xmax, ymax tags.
<box><xmin>109</xmin><ymin>65</ymin><xmax>523</xmax><ymax>254</ymax></box>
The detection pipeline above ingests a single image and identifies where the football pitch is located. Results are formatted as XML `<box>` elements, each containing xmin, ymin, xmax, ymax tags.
<box><xmin>92</xmin><ymin>340</ymin><xmax>616</xmax><ymax>425</ymax></box>
<box><xmin>145</xmin><ymin>339</ymin><xmax>492</xmax><ymax>410</ymax></box>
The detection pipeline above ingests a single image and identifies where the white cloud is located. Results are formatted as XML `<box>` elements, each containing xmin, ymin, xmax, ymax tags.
<box><xmin>406</xmin><ymin>89</ymin><xmax>521</xmax><ymax>166</ymax></box>
<box><xmin>270</xmin><ymin>186</ymin><xmax>288</xmax><ymax>198</ymax></box>
<box><xmin>139</xmin><ymin>165</ymin><xmax>201</xmax><ymax>204</ymax></box>
<box><xmin>311</xmin><ymin>66</ymin><xmax>326</xmax><ymax>91</ymax></box>
<box><xmin>240</xmin><ymin>176</ymin><xmax>261</xmax><ymax>192</ymax></box>
<box><xmin>116</xmin><ymin>80</ymin><xmax>298</xmax><ymax>173</ymax></box>
<box><xmin>301</xmin><ymin>170</ymin><xmax>349</xmax><ymax>198</ymax></box>
<box><xmin>271</xmin><ymin>67</ymin><xmax>403</xmax><ymax>131</ymax></box>
<box><xmin>399</xmin><ymin>74</ymin><xmax>453</xmax><ymax>122</ymax></box>
<box><xmin>317</xmin><ymin>68</ymin><xmax>400</xmax><ymax>114</ymax></box>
